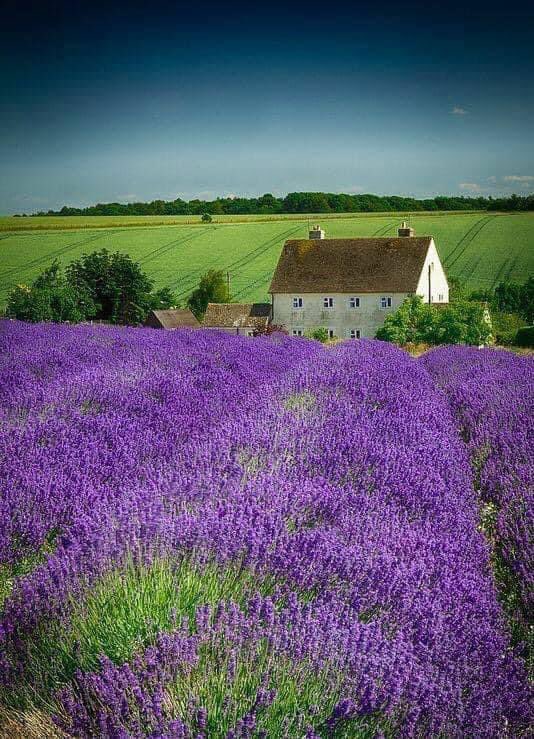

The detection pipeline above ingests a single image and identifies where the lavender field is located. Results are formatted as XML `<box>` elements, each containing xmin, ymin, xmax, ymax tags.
<box><xmin>0</xmin><ymin>321</ymin><xmax>532</xmax><ymax>738</ymax></box>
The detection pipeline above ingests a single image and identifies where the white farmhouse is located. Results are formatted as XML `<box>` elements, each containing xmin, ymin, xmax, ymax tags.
<box><xmin>269</xmin><ymin>224</ymin><xmax>449</xmax><ymax>339</ymax></box>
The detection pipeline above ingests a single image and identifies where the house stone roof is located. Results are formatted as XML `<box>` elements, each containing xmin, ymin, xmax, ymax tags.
<box><xmin>203</xmin><ymin>303</ymin><xmax>271</xmax><ymax>329</ymax></box>
<box><xmin>269</xmin><ymin>237</ymin><xmax>433</xmax><ymax>294</ymax></box>
<box><xmin>145</xmin><ymin>309</ymin><xmax>200</xmax><ymax>329</ymax></box>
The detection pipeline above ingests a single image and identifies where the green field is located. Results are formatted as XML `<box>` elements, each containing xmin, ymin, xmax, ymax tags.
<box><xmin>0</xmin><ymin>212</ymin><xmax>533</xmax><ymax>307</ymax></box>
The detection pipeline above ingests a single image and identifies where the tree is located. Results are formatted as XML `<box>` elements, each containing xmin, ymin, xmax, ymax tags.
<box><xmin>375</xmin><ymin>296</ymin><xmax>492</xmax><ymax>347</ymax></box>
<box><xmin>434</xmin><ymin>301</ymin><xmax>493</xmax><ymax>346</ymax></box>
<box><xmin>201</xmin><ymin>213</ymin><xmax>213</xmax><ymax>223</ymax></box>
<box><xmin>375</xmin><ymin>296</ymin><xmax>435</xmax><ymax>344</ymax></box>
<box><xmin>66</xmin><ymin>249</ymin><xmax>162</xmax><ymax>324</ymax></box>
<box><xmin>5</xmin><ymin>260</ymin><xmax>95</xmax><ymax>323</ymax></box>
<box><xmin>187</xmin><ymin>270</ymin><xmax>230</xmax><ymax>319</ymax></box>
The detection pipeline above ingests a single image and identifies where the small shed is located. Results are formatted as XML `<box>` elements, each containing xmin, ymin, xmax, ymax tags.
<box><xmin>202</xmin><ymin>303</ymin><xmax>271</xmax><ymax>336</ymax></box>
<box><xmin>144</xmin><ymin>308</ymin><xmax>200</xmax><ymax>330</ymax></box>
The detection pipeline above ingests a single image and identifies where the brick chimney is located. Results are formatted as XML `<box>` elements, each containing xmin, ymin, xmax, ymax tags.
<box><xmin>309</xmin><ymin>224</ymin><xmax>325</xmax><ymax>240</ymax></box>
<box><xmin>398</xmin><ymin>221</ymin><xmax>415</xmax><ymax>237</ymax></box>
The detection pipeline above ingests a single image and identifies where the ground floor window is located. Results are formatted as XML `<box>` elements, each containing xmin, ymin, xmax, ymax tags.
<box><xmin>328</xmin><ymin>328</ymin><xmax>336</xmax><ymax>339</ymax></box>
<box><xmin>349</xmin><ymin>329</ymin><xmax>361</xmax><ymax>339</ymax></box>
<box><xmin>438</xmin><ymin>293</ymin><xmax>444</xmax><ymax>302</ymax></box>
<box><xmin>292</xmin><ymin>328</ymin><xmax>304</xmax><ymax>337</ymax></box>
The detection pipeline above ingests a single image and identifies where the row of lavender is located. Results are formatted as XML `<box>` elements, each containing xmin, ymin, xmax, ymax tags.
<box><xmin>0</xmin><ymin>321</ymin><xmax>530</xmax><ymax>737</ymax></box>
<box><xmin>422</xmin><ymin>347</ymin><xmax>534</xmax><ymax>653</ymax></box>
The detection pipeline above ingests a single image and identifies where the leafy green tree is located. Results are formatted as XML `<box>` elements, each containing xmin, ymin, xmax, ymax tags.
<box><xmin>376</xmin><ymin>296</ymin><xmax>492</xmax><ymax>346</ymax></box>
<box><xmin>148</xmin><ymin>286</ymin><xmax>177</xmax><ymax>311</ymax></box>
<box><xmin>187</xmin><ymin>270</ymin><xmax>230</xmax><ymax>319</ymax></box>
<box><xmin>494</xmin><ymin>281</ymin><xmax>523</xmax><ymax>314</ymax></box>
<box><xmin>434</xmin><ymin>301</ymin><xmax>493</xmax><ymax>346</ymax></box>
<box><xmin>66</xmin><ymin>249</ymin><xmax>162</xmax><ymax>324</ymax></box>
<box><xmin>5</xmin><ymin>260</ymin><xmax>95</xmax><ymax>323</ymax></box>
<box><xmin>519</xmin><ymin>276</ymin><xmax>534</xmax><ymax>323</ymax></box>
<box><xmin>375</xmin><ymin>296</ymin><xmax>435</xmax><ymax>344</ymax></box>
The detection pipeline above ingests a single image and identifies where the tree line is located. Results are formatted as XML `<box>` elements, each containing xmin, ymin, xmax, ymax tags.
<box><xmin>19</xmin><ymin>192</ymin><xmax>534</xmax><ymax>217</ymax></box>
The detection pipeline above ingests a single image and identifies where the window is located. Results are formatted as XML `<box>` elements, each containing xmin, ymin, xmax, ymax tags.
<box><xmin>380</xmin><ymin>296</ymin><xmax>392</xmax><ymax>309</ymax></box>
<box><xmin>438</xmin><ymin>293</ymin><xmax>444</xmax><ymax>302</ymax></box>
<box><xmin>323</xmin><ymin>297</ymin><xmax>334</xmax><ymax>309</ymax></box>
<box><xmin>349</xmin><ymin>296</ymin><xmax>360</xmax><ymax>309</ymax></box>
<box><xmin>328</xmin><ymin>328</ymin><xmax>336</xmax><ymax>339</ymax></box>
<box><xmin>246</xmin><ymin>330</ymin><xmax>254</xmax><ymax>337</ymax></box>
<box><xmin>349</xmin><ymin>329</ymin><xmax>361</xmax><ymax>339</ymax></box>
<box><xmin>292</xmin><ymin>328</ymin><xmax>304</xmax><ymax>337</ymax></box>
<box><xmin>292</xmin><ymin>296</ymin><xmax>303</xmax><ymax>309</ymax></box>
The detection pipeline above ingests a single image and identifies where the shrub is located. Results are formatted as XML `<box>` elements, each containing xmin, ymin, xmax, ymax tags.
<box><xmin>376</xmin><ymin>295</ymin><xmax>435</xmax><ymax>344</ymax></box>
<box><xmin>515</xmin><ymin>325</ymin><xmax>534</xmax><ymax>347</ymax></box>
<box><xmin>376</xmin><ymin>296</ymin><xmax>493</xmax><ymax>347</ymax></box>
<box><xmin>491</xmin><ymin>311</ymin><xmax>526</xmax><ymax>346</ymax></box>
<box><xmin>305</xmin><ymin>327</ymin><xmax>331</xmax><ymax>343</ymax></box>
<box><xmin>201</xmin><ymin>213</ymin><xmax>213</xmax><ymax>222</ymax></box>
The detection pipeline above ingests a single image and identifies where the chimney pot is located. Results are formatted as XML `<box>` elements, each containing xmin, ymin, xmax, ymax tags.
<box><xmin>398</xmin><ymin>222</ymin><xmax>415</xmax><ymax>237</ymax></box>
<box><xmin>309</xmin><ymin>225</ymin><xmax>325</xmax><ymax>240</ymax></box>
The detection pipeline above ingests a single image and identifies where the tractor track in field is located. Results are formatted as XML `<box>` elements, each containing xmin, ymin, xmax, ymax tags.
<box><xmin>171</xmin><ymin>225</ymin><xmax>303</xmax><ymax>299</ymax></box>
<box><xmin>0</xmin><ymin>230</ymin><xmax>124</xmax><ymax>289</ymax></box>
<box><xmin>444</xmin><ymin>216</ymin><xmax>496</xmax><ymax>270</ymax></box>
<box><xmin>137</xmin><ymin>227</ymin><xmax>212</xmax><ymax>266</ymax></box>
<box><xmin>503</xmin><ymin>255</ymin><xmax>519</xmax><ymax>283</ymax></box>
<box><xmin>488</xmin><ymin>258</ymin><xmax>512</xmax><ymax>290</ymax></box>
<box><xmin>232</xmin><ymin>270</ymin><xmax>274</xmax><ymax>300</ymax></box>
<box><xmin>371</xmin><ymin>221</ymin><xmax>396</xmax><ymax>237</ymax></box>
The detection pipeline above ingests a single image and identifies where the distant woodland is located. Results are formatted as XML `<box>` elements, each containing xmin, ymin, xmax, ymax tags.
<box><xmin>21</xmin><ymin>192</ymin><xmax>534</xmax><ymax>217</ymax></box>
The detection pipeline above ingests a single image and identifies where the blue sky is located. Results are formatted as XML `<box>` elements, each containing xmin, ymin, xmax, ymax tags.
<box><xmin>1</xmin><ymin>0</ymin><xmax>533</xmax><ymax>213</ymax></box>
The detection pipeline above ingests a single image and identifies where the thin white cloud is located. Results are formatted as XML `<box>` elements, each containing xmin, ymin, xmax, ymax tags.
<box><xmin>503</xmin><ymin>175</ymin><xmax>534</xmax><ymax>182</ymax></box>
<box><xmin>451</xmin><ymin>106</ymin><xmax>468</xmax><ymax>115</ymax></box>
<box><xmin>459</xmin><ymin>182</ymin><xmax>482</xmax><ymax>192</ymax></box>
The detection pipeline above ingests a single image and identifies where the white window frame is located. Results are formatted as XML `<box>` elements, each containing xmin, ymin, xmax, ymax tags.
<box><xmin>292</xmin><ymin>296</ymin><xmax>303</xmax><ymax>309</ymax></box>
<box><xmin>292</xmin><ymin>328</ymin><xmax>304</xmax><ymax>337</ymax></box>
<box><xmin>323</xmin><ymin>296</ymin><xmax>334</xmax><ymax>309</ymax></box>
<box><xmin>380</xmin><ymin>296</ymin><xmax>392</xmax><ymax>309</ymax></box>
<box><xmin>349</xmin><ymin>329</ymin><xmax>361</xmax><ymax>339</ymax></box>
<box><xmin>349</xmin><ymin>296</ymin><xmax>361</xmax><ymax>309</ymax></box>
<box><xmin>327</xmin><ymin>328</ymin><xmax>336</xmax><ymax>339</ymax></box>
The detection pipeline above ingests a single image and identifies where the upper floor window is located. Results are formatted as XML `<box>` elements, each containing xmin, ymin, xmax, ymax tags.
<box><xmin>293</xmin><ymin>296</ymin><xmax>303</xmax><ymax>309</ymax></box>
<box><xmin>380</xmin><ymin>297</ymin><xmax>392</xmax><ymax>309</ymax></box>
<box><xmin>323</xmin><ymin>297</ymin><xmax>334</xmax><ymax>309</ymax></box>
<box><xmin>349</xmin><ymin>297</ymin><xmax>360</xmax><ymax>309</ymax></box>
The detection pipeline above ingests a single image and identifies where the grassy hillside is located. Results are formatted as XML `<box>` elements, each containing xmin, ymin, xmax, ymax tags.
<box><xmin>0</xmin><ymin>212</ymin><xmax>532</xmax><ymax>307</ymax></box>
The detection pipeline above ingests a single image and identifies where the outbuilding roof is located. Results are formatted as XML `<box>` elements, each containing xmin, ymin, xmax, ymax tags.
<box><xmin>145</xmin><ymin>309</ymin><xmax>200</xmax><ymax>329</ymax></box>
<box><xmin>203</xmin><ymin>303</ymin><xmax>271</xmax><ymax>329</ymax></box>
<box><xmin>269</xmin><ymin>237</ymin><xmax>433</xmax><ymax>294</ymax></box>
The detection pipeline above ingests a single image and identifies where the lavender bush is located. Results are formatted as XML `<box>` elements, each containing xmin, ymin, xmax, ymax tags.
<box><xmin>422</xmin><ymin>346</ymin><xmax>534</xmax><ymax>656</ymax></box>
<box><xmin>0</xmin><ymin>321</ymin><xmax>530</xmax><ymax>737</ymax></box>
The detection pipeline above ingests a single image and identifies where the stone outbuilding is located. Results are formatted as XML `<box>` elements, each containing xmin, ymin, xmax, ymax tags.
<box><xmin>144</xmin><ymin>308</ymin><xmax>200</xmax><ymax>330</ymax></box>
<box><xmin>202</xmin><ymin>303</ymin><xmax>271</xmax><ymax>336</ymax></box>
